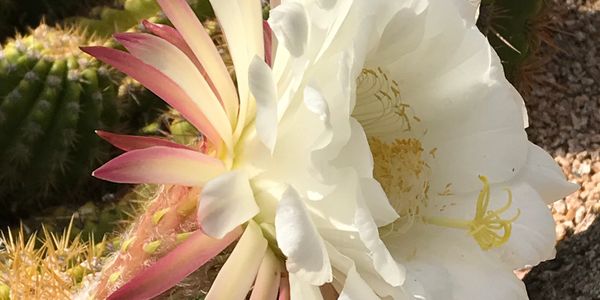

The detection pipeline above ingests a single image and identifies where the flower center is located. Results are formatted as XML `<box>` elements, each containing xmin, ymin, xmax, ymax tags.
<box><xmin>353</xmin><ymin>68</ymin><xmax>417</xmax><ymax>136</ymax></box>
<box><xmin>369</xmin><ymin>137</ymin><xmax>431</xmax><ymax>233</ymax></box>
<box><xmin>422</xmin><ymin>176</ymin><xmax>520</xmax><ymax>250</ymax></box>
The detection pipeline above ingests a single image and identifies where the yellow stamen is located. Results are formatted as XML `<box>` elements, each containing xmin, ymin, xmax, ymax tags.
<box><xmin>422</xmin><ymin>176</ymin><xmax>520</xmax><ymax>250</ymax></box>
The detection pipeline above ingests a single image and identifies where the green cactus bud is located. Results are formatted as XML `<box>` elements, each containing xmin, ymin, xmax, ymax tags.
<box><xmin>0</xmin><ymin>24</ymin><xmax>121</xmax><ymax>220</ymax></box>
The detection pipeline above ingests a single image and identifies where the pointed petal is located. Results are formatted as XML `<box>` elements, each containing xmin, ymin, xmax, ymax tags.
<box><xmin>141</xmin><ymin>20</ymin><xmax>236</xmax><ymax>122</ymax></box>
<box><xmin>96</xmin><ymin>130</ymin><xmax>192</xmax><ymax>151</ymax></box>
<box><xmin>107</xmin><ymin>228</ymin><xmax>242</xmax><ymax>300</ymax></box>
<box><xmin>250</xmin><ymin>247</ymin><xmax>281</xmax><ymax>300</ymax></box>
<box><xmin>275</xmin><ymin>187</ymin><xmax>332</xmax><ymax>285</ymax></box>
<box><xmin>518</xmin><ymin>142</ymin><xmax>578</xmax><ymax>204</ymax></box>
<box><xmin>156</xmin><ymin>0</ymin><xmax>238</xmax><ymax>123</ymax></box>
<box><xmin>210</xmin><ymin>0</ymin><xmax>264</xmax><ymax>138</ymax></box>
<box><xmin>206</xmin><ymin>221</ymin><xmax>267</xmax><ymax>300</ymax></box>
<box><xmin>114</xmin><ymin>33</ymin><xmax>233</xmax><ymax>151</ymax></box>
<box><xmin>249</xmin><ymin>55</ymin><xmax>278</xmax><ymax>153</ymax></box>
<box><xmin>92</xmin><ymin>146</ymin><xmax>225</xmax><ymax>185</ymax></box>
<box><xmin>80</xmin><ymin>46</ymin><xmax>223</xmax><ymax>147</ymax></box>
<box><xmin>198</xmin><ymin>171</ymin><xmax>260</xmax><ymax>238</ymax></box>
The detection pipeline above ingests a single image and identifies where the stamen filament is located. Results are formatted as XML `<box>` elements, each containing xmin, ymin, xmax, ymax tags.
<box><xmin>422</xmin><ymin>176</ymin><xmax>520</xmax><ymax>250</ymax></box>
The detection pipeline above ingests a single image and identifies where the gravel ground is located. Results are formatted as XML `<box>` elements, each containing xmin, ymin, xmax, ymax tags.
<box><xmin>521</xmin><ymin>0</ymin><xmax>600</xmax><ymax>298</ymax></box>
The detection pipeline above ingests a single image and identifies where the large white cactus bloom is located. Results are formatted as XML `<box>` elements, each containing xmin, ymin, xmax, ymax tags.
<box><xmin>269</xmin><ymin>0</ymin><xmax>577</xmax><ymax>299</ymax></box>
<box><xmin>82</xmin><ymin>0</ymin><xmax>403</xmax><ymax>299</ymax></box>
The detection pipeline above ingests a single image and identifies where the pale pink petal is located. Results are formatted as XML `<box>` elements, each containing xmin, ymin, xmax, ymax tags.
<box><xmin>250</xmin><ymin>249</ymin><xmax>281</xmax><ymax>300</ymax></box>
<box><xmin>81</xmin><ymin>46</ymin><xmax>222</xmax><ymax>147</ymax></box>
<box><xmin>96</xmin><ymin>130</ymin><xmax>192</xmax><ymax>151</ymax></box>
<box><xmin>141</xmin><ymin>20</ymin><xmax>227</xmax><ymax>116</ymax></box>
<box><xmin>92</xmin><ymin>146</ymin><xmax>225</xmax><ymax>186</ymax></box>
<box><xmin>107</xmin><ymin>228</ymin><xmax>242</xmax><ymax>300</ymax></box>
<box><xmin>114</xmin><ymin>33</ymin><xmax>233</xmax><ymax>151</ymax></box>
<box><xmin>206</xmin><ymin>221</ymin><xmax>267</xmax><ymax>300</ymax></box>
<box><xmin>156</xmin><ymin>0</ymin><xmax>238</xmax><ymax>123</ymax></box>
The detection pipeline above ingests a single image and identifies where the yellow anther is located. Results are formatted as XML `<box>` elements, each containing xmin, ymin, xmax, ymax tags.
<box><xmin>423</xmin><ymin>176</ymin><xmax>520</xmax><ymax>251</ymax></box>
<box><xmin>152</xmin><ymin>208</ymin><xmax>170</xmax><ymax>225</ymax></box>
<box><xmin>143</xmin><ymin>240</ymin><xmax>162</xmax><ymax>254</ymax></box>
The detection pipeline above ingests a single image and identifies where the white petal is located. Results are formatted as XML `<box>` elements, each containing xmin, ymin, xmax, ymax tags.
<box><xmin>206</xmin><ymin>221</ymin><xmax>267</xmax><ymax>300</ymax></box>
<box><xmin>198</xmin><ymin>171</ymin><xmax>260</xmax><ymax>238</ymax></box>
<box><xmin>269</xmin><ymin>2</ymin><xmax>308</xmax><ymax>57</ymax></box>
<box><xmin>516</xmin><ymin>142</ymin><xmax>578</xmax><ymax>204</ymax></box>
<box><xmin>303</xmin><ymin>84</ymin><xmax>331</xmax><ymax>124</ymax></box>
<box><xmin>275</xmin><ymin>187</ymin><xmax>332</xmax><ymax>285</ymax></box>
<box><xmin>359</xmin><ymin>178</ymin><xmax>399</xmax><ymax>227</ymax></box>
<box><xmin>249</xmin><ymin>56</ymin><xmax>278</xmax><ymax>153</ymax></box>
<box><xmin>210</xmin><ymin>0</ymin><xmax>264</xmax><ymax>139</ymax></box>
<box><xmin>355</xmin><ymin>189</ymin><xmax>404</xmax><ymax>287</ymax></box>
<box><xmin>289</xmin><ymin>273</ymin><xmax>324</xmax><ymax>300</ymax></box>
<box><xmin>493</xmin><ymin>182</ymin><xmax>557</xmax><ymax>269</ymax></box>
<box><xmin>325</xmin><ymin>243</ymin><xmax>379</xmax><ymax>299</ymax></box>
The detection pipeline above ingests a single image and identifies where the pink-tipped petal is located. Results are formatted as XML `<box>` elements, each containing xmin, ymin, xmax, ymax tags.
<box><xmin>141</xmin><ymin>20</ymin><xmax>227</xmax><ymax>116</ymax></box>
<box><xmin>278</xmin><ymin>272</ymin><xmax>290</xmax><ymax>300</ymax></box>
<box><xmin>81</xmin><ymin>46</ymin><xmax>223</xmax><ymax>147</ymax></box>
<box><xmin>156</xmin><ymin>0</ymin><xmax>239</xmax><ymax>123</ymax></box>
<box><xmin>113</xmin><ymin>33</ymin><xmax>233</xmax><ymax>151</ymax></box>
<box><xmin>250</xmin><ymin>249</ymin><xmax>281</xmax><ymax>300</ymax></box>
<box><xmin>263</xmin><ymin>21</ymin><xmax>273</xmax><ymax>67</ymax></box>
<box><xmin>107</xmin><ymin>227</ymin><xmax>242</xmax><ymax>300</ymax></box>
<box><xmin>92</xmin><ymin>146</ymin><xmax>224</xmax><ymax>186</ymax></box>
<box><xmin>96</xmin><ymin>130</ymin><xmax>192</xmax><ymax>151</ymax></box>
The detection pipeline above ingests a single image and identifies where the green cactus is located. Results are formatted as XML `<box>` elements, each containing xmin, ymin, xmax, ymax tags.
<box><xmin>0</xmin><ymin>24</ymin><xmax>121</xmax><ymax>220</ymax></box>
<box><xmin>73</xmin><ymin>0</ymin><xmax>215</xmax><ymax>39</ymax></box>
<box><xmin>477</xmin><ymin>0</ymin><xmax>551</xmax><ymax>86</ymax></box>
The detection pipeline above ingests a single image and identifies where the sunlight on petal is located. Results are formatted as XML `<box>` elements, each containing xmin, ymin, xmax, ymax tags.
<box><xmin>92</xmin><ymin>146</ymin><xmax>225</xmax><ymax>186</ymax></box>
<box><xmin>206</xmin><ymin>221</ymin><xmax>267</xmax><ymax>300</ymax></box>
<box><xmin>114</xmin><ymin>32</ymin><xmax>233</xmax><ymax>152</ymax></box>
<box><xmin>198</xmin><ymin>171</ymin><xmax>260</xmax><ymax>238</ymax></box>
<box><xmin>80</xmin><ymin>46</ymin><xmax>223</xmax><ymax>147</ymax></box>
<box><xmin>156</xmin><ymin>0</ymin><xmax>239</xmax><ymax>122</ymax></box>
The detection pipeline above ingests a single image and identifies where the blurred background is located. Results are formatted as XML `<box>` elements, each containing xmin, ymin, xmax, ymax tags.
<box><xmin>0</xmin><ymin>0</ymin><xmax>598</xmax><ymax>299</ymax></box>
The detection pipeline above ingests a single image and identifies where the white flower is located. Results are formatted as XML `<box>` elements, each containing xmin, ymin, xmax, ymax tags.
<box><xmin>82</xmin><ymin>0</ymin><xmax>399</xmax><ymax>298</ymax></box>
<box><xmin>272</xmin><ymin>0</ymin><xmax>577</xmax><ymax>299</ymax></box>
